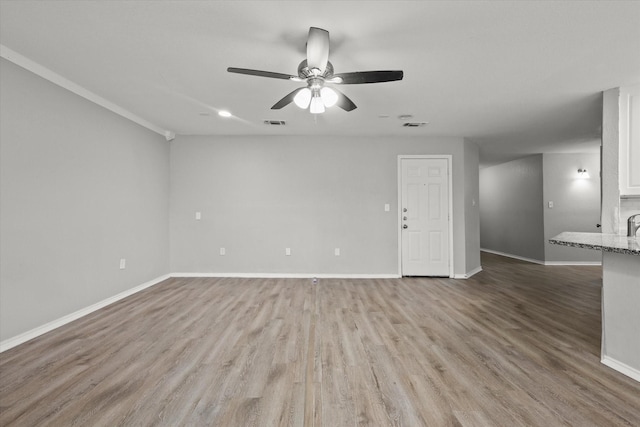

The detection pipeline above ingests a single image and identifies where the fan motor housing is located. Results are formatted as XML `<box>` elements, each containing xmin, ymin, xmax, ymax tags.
<box><xmin>298</xmin><ymin>60</ymin><xmax>334</xmax><ymax>80</ymax></box>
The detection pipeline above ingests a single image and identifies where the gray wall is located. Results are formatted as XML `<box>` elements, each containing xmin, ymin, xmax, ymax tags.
<box><xmin>480</xmin><ymin>152</ymin><xmax>602</xmax><ymax>263</ymax></box>
<box><xmin>464</xmin><ymin>140</ymin><xmax>481</xmax><ymax>273</ymax></box>
<box><xmin>170</xmin><ymin>135</ymin><xmax>481</xmax><ymax>277</ymax></box>
<box><xmin>0</xmin><ymin>59</ymin><xmax>170</xmax><ymax>341</ymax></box>
<box><xmin>602</xmin><ymin>88</ymin><xmax>621</xmax><ymax>235</ymax></box>
<box><xmin>542</xmin><ymin>153</ymin><xmax>601</xmax><ymax>262</ymax></box>
<box><xmin>600</xmin><ymin>86</ymin><xmax>640</xmax><ymax>377</ymax></box>
<box><xmin>0</xmin><ymin>58</ymin><xmax>482</xmax><ymax>343</ymax></box>
<box><xmin>479</xmin><ymin>155</ymin><xmax>546</xmax><ymax>261</ymax></box>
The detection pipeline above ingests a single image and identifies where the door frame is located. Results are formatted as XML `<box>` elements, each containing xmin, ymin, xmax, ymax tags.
<box><xmin>397</xmin><ymin>155</ymin><xmax>454</xmax><ymax>277</ymax></box>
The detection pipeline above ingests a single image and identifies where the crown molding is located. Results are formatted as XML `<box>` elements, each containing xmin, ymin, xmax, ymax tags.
<box><xmin>1</xmin><ymin>44</ymin><xmax>174</xmax><ymax>140</ymax></box>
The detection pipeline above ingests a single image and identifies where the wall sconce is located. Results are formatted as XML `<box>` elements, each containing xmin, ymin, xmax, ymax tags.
<box><xmin>577</xmin><ymin>168</ymin><xmax>589</xmax><ymax>178</ymax></box>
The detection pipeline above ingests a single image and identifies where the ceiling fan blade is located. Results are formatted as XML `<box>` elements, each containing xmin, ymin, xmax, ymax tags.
<box><xmin>306</xmin><ymin>27</ymin><xmax>329</xmax><ymax>74</ymax></box>
<box><xmin>271</xmin><ymin>87</ymin><xmax>306</xmax><ymax>109</ymax></box>
<box><xmin>227</xmin><ymin>67</ymin><xmax>298</xmax><ymax>80</ymax></box>
<box><xmin>333</xmin><ymin>88</ymin><xmax>357</xmax><ymax>111</ymax></box>
<box><xmin>332</xmin><ymin>70</ymin><xmax>404</xmax><ymax>84</ymax></box>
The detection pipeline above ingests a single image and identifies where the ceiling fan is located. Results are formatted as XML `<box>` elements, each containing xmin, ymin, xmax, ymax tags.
<box><xmin>227</xmin><ymin>27</ymin><xmax>404</xmax><ymax>114</ymax></box>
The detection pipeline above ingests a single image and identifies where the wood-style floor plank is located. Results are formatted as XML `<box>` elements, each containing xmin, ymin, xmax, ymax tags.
<box><xmin>1</xmin><ymin>253</ymin><xmax>639</xmax><ymax>426</ymax></box>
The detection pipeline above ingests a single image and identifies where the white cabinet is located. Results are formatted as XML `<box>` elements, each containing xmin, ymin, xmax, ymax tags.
<box><xmin>619</xmin><ymin>84</ymin><xmax>640</xmax><ymax>196</ymax></box>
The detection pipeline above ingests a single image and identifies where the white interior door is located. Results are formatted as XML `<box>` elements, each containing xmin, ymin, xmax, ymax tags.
<box><xmin>400</xmin><ymin>157</ymin><xmax>450</xmax><ymax>276</ymax></box>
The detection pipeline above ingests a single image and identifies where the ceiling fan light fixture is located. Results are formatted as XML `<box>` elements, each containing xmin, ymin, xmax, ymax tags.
<box><xmin>321</xmin><ymin>87</ymin><xmax>338</xmax><ymax>107</ymax></box>
<box><xmin>228</xmin><ymin>27</ymin><xmax>403</xmax><ymax>113</ymax></box>
<box><xmin>293</xmin><ymin>88</ymin><xmax>312</xmax><ymax>109</ymax></box>
<box><xmin>310</xmin><ymin>93</ymin><xmax>325</xmax><ymax>114</ymax></box>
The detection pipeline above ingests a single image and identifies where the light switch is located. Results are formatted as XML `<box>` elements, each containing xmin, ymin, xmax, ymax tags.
<box><xmin>334</xmin><ymin>248</ymin><xmax>340</xmax><ymax>256</ymax></box>
<box><xmin>195</xmin><ymin>211</ymin><xmax>201</xmax><ymax>220</ymax></box>
<box><xmin>119</xmin><ymin>258</ymin><xmax>126</xmax><ymax>269</ymax></box>
<box><xmin>548</xmin><ymin>201</ymin><xmax>554</xmax><ymax>208</ymax></box>
<box><xmin>384</xmin><ymin>204</ymin><xmax>390</xmax><ymax>212</ymax></box>
<box><xmin>220</xmin><ymin>248</ymin><xmax>226</xmax><ymax>256</ymax></box>
<box><xmin>285</xmin><ymin>248</ymin><xmax>291</xmax><ymax>256</ymax></box>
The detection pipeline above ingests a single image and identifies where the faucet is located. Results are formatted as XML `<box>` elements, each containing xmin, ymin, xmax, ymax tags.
<box><xmin>628</xmin><ymin>214</ymin><xmax>640</xmax><ymax>237</ymax></box>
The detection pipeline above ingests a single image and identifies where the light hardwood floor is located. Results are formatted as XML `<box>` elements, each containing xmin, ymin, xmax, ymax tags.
<box><xmin>1</xmin><ymin>253</ymin><xmax>639</xmax><ymax>426</ymax></box>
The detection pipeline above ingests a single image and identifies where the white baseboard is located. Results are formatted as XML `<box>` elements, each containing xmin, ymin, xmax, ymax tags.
<box><xmin>481</xmin><ymin>248</ymin><xmax>602</xmax><ymax>266</ymax></box>
<box><xmin>453</xmin><ymin>265</ymin><xmax>483</xmax><ymax>279</ymax></box>
<box><xmin>0</xmin><ymin>274</ymin><xmax>171</xmax><ymax>353</ymax></box>
<box><xmin>544</xmin><ymin>261</ymin><xmax>602</xmax><ymax>266</ymax></box>
<box><xmin>1</xmin><ymin>271</ymin><xmax>403</xmax><ymax>352</ymax></box>
<box><xmin>601</xmin><ymin>356</ymin><xmax>640</xmax><ymax>382</ymax></box>
<box><xmin>481</xmin><ymin>248</ymin><xmax>545</xmax><ymax>265</ymax></box>
<box><xmin>171</xmin><ymin>272</ymin><xmax>401</xmax><ymax>279</ymax></box>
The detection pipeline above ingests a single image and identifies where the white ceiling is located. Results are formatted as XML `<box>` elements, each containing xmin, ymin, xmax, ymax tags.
<box><xmin>1</xmin><ymin>1</ymin><xmax>639</xmax><ymax>166</ymax></box>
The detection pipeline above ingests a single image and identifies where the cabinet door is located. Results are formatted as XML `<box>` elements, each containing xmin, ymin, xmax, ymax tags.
<box><xmin>619</xmin><ymin>84</ymin><xmax>640</xmax><ymax>196</ymax></box>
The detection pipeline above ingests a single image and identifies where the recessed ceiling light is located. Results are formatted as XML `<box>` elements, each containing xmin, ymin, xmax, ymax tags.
<box><xmin>398</xmin><ymin>114</ymin><xmax>413</xmax><ymax>120</ymax></box>
<box><xmin>218</xmin><ymin>110</ymin><xmax>232</xmax><ymax>118</ymax></box>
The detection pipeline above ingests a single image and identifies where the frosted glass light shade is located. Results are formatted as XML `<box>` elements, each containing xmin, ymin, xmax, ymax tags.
<box><xmin>321</xmin><ymin>87</ymin><xmax>338</xmax><ymax>107</ymax></box>
<box><xmin>310</xmin><ymin>94</ymin><xmax>325</xmax><ymax>114</ymax></box>
<box><xmin>293</xmin><ymin>88</ymin><xmax>312</xmax><ymax>109</ymax></box>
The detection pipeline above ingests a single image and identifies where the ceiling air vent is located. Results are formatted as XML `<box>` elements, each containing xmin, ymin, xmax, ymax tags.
<box><xmin>264</xmin><ymin>120</ymin><xmax>286</xmax><ymax>126</ymax></box>
<box><xmin>402</xmin><ymin>122</ymin><xmax>428</xmax><ymax>127</ymax></box>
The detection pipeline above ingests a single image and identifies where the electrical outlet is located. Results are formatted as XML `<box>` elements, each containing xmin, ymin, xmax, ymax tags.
<box><xmin>384</xmin><ymin>204</ymin><xmax>390</xmax><ymax>212</ymax></box>
<box><xmin>220</xmin><ymin>247</ymin><xmax>226</xmax><ymax>256</ymax></box>
<box><xmin>334</xmin><ymin>248</ymin><xmax>340</xmax><ymax>256</ymax></box>
<box><xmin>195</xmin><ymin>212</ymin><xmax>201</xmax><ymax>220</ymax></box>
<box><xmin>119</xmin><ymin>258</ymin><xmax>126</xmax><ymax>269</ymax></box>
<box><xmin>285</xmin><ymin>248</ymin><xmax>291</xmax><ymax>256</ymax></box>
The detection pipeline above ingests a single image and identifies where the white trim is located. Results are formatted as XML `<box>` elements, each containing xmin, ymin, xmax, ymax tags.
<box><xmin>544</xmin><ymin>261</ymin><xmax>602</xmax><ymax>266</ymax></box>
<box><xmin>481</xmin><ymin>248</ymin><xmax>545</xmax><ymax>265</ymax></box>
<box><xmin>171</xmin><ymin>273</ymin><xmax>401</xmax><ymax>279</ymax></box>
<box><xmin>0</xmin><ymin>44</ymin><xmax>172</xmax><ymax>139</ymax></box>
<box><xmin>453</xmin><ymin>265</ymin><xmax>483</xmax><ymax>279</ymax></box>
<box><xmin>0</xmin><ymin>274</ymin><xmax>170</xmax><ymax>353</ymax></box>
<box><xmin>398</xmin><ymin>155</ymin><xmax>454</xmax><ymax>278</ymax></box>
<box><xmin>601</xmin><ymin>356</ymin><xmax>640</xmax><ymax>382</ymax></box>
<box><xmin>481</xmin><ymin>248</ymin><xmax>602</xmax><ymax>266</ymax></box>
<box><xmin>468</xmin><ymin>265</ymin><xmax>483</xmax><ymax>277</ymax></box>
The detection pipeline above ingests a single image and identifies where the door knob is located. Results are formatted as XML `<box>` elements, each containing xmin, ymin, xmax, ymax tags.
<box><xmin>403</xmin><ymin>216</ymin><xmax>407</xmax><ymax>220</ymax></box>
<box><xmin>403</xmin><ymin>224</ymin><xmax>408</xmax><ymax>229</ymax></box>
<box><xmin>403</xmin><ymin>208</ymin><xmax>407</xmax><ymax>212</ymax></box>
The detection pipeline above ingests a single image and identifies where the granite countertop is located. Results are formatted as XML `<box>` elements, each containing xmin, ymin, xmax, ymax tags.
<box><xmin>549</xmin><ymin>232</ymin><xmax>640</xmax><ymax>256</ymax></box>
